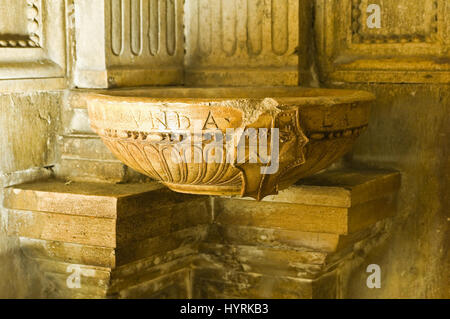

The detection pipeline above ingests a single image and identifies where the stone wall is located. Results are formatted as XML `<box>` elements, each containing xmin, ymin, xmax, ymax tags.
<box><xmin>0</xmin><ymin>92</ymin><xmax>61</xmax><ymax>297</ymax></box>
<box><xmin>0</xmin><ymin>0</ymin><xmax>66</xmax><ymax>298</ymax></box>
<box><xmin>338</xmin><ymin>84</ymin><xmax>449</xmax><ymax>298</ymax></box>
<box><xmin>313</xmin><ymin>0</ymin><xmax>449</xmax><ymax>298</ymax></box>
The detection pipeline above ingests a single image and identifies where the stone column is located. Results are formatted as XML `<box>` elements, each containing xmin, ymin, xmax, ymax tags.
<box><xmin>72</xmin><ymin>0</ymin><xmax>185</xmax><ymax>88</ymax></box>
<box><xmin>184</xmin><ymin>0</ymin><xmax>313</xmax><ymax>86</ymax></box>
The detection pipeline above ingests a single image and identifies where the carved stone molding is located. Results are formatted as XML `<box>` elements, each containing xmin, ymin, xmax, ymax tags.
<box><xmin>315</xmin><ymin>0</ymin><xmax>450</xmax><ymax>84</ymax></box>
<box><xmin>351</xmin><ymin>0</ymin><xmax>439</xmax><ymax>44</ymax></box>
<box><xmin>85</xmin><ymin>87</ymin><xmax>374</xmax><ymax>200</ymax></box>
<box><xmin>184</xmin><ymin>0</ymin><xmax>306</xmax><ymax>86</ymax></box>
<box><xmin>72</xmin><ymin>0</ymin><xmax>314</xmax><ymax>88</ymax></box>
<box><xmin>109</xmin><ymin>0</ymin><xmax>179</xmax><ymax>58</ymax></box>
<box><xmin>73</xmin><ymin>0</ymin><xmax>184</xmax><ymax>88</ymax></box>
<box><xmin>0</xmin><ymin>0</ymin><xmax>65</xmax><ymax>85</ymax></box>
<box><xmin>0</xmin><ymin>0</ymin><xmax>42</xmax><ymax>48</ymax></box>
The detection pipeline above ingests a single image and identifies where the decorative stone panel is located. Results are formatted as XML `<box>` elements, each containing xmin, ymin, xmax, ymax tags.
<box><xmin>0</xmin><ymin>0</ymin><xmax>42</xmax><ymax>48</ymax></box>
<box><xmin>73</xmin><ymin>0</ymin><xmax>184</xmax><ymax>88</ymax></box>
<box><xmin>184</xmin><ymin>0</ymin><xmax>309</xmax><ymax>86</ymax></box>
<box><xmin>315</xmin><ymin>0</ymin><xmax>450</xmax><ymax>84</ymax></box>
<box><xmin>0</xmin><ymin>0</ymin><xmax>65</xmax><ymax>88</ymax></box>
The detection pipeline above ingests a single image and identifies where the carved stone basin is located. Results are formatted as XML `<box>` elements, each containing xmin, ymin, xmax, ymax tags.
<box><xmin>86</xmin><ymin>87</ymin><xmax>375</xmax><ymax>200</ymax></box>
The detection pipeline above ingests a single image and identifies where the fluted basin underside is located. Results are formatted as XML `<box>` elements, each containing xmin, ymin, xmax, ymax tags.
<box><xmin>86</xmin><ymin>87</ymin><xmax>375</xmax><ymax>200</ymax></box>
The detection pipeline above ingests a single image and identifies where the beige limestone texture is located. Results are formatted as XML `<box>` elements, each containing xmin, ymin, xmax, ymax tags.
<box><xmin>0</xmin><ymin>92</ymin><xmax>61</xmax><ymax>173</ymax></box>
<box><xmin>0</xmin><ymin>91</ymin><xmax>61</xmax><ymax>297</ymax></box>
<box><xmin>3</xmin><ymin>180</ymin><xmax>211</xmax><ymax>298</ymax></box>
<box><xmin>72</xmin><ymin>0</ymin><xmax>185</xmax><ymax>88</ymax></box>
<box><xmin>0</xmin><ymin>0</ymin><xmax>448</xmax><ymax>300</ymax></box>
<box><xmin>3</xmin><ymin>168</ymin><xmax>399</xmax><ymax>298</ymax></box>
<box><xmin>334</xmin><ymin>84</ymin><xmax>449</xmax><ymax>298</ymax></box>
<box><xmin>315</xmin><ymin>0</ymin><xmax>450</xmax><ymax>84</ymax></box>
<box><xmin>184</xmin><ymin>0</ymin><xmax>311</xmax><ymax>86</ymax></box>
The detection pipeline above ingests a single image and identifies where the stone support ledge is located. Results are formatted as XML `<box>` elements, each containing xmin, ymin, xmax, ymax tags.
<box><xmin>3</xmin><ymin>168</ymin><xmax>400</xmax><ymax>298</ymax></box>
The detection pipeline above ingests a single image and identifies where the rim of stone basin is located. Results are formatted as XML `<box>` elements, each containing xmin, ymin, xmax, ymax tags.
<box><xmin>85</xmin><ymin>86</ymin><xmax>375</xmax><ymax>200</ymax></box>
<box><xmin>85</xmin><ymin>86</ymin><xmax>375</xmax><ymax>106</ymax></box>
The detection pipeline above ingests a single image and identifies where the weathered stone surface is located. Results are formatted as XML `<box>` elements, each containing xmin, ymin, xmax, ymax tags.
<box><xmin>4</xmin><ymin>181</ymin><xmax>211</xmax><ymax>247</ymax></box>
<box><xmin>0</xmin><ymin>92</ymin><xmax>61</xmax><ymax>298</ymax></box>
<box><xmin>184</xmin><ymin>0</ymin><xmax>312</xmax><ymax>86</ymax></box>
<box><xmin>315</xmin><ymin>0</ymin><xmax>450</xmax><ymax>84</ymax></box>
<box><xmin>0</xmin><ymin>92</ymin><xmax>61</xmax><ymax>173</ymax></box>
<box><xmin>57</xmin><ymin>91</ymin><xmax>137</xmax><ymax>182</ymax></box>
<box><xmin>4</xmin><ymin>179</ymin><xmax>205</xmax><ymax>219</ymax></box>
<box><xmin>116</xmin><ymin>199</ymin><xmax>210</xmax><ymax>245</ymax></box>
<box><xmin>193</xmin><ymin>266</ymin><xmax>334</xmax><ymax>299</ymax></box>
<box><xmin>116</xmin><ymin>268</ymin><xmax>192</xmax><ymax>299</ymax></box>
<box><xmin>36</xmin><ymin>258</ymin><xmax>111</xmax><ymax>299</ymax></box>
<box><xmin>4</xmin><ymin>180</ymin><xmax>165</xmax><ymax>219</ymax></box>
<box><xmin>110</xmin><ymin>255</ymin><xmax>196</xmax><ymax>296</ymax></box>
<box><xmin>336</xmin><ymin>84</ymin><xmax>450</xmax><ymax>299</ymax></box>
<box><xmin>72</xmin><ymin>0</ymin><xmax>184</xmax><ymax>88</ymax></box>
<box><xmin>214</xmin><ymin>196</ymin><xmax>396</xmax><ymax>235</ymax></box>
<box><xmin>8</xmin><ymin>209</ymin><xmax>117</xmax><ymax>247</ymax></box>
<box><xmin>2</xmin><ymin>169</ymin><xmax>399</xmax><ymax>298</ymax></box>
<box><xmin>216</xmin><ymin>199</ymin><xmax>349</xmax><ymax>234</ymax></box>
<box><xmin>57</xmin><ymin>158</ymin><xmax>129</xmax><ymax>183</ymax></box>
<box><xmin>0</xmin><ymin>168</ymin><xmax>54</xmax><ymax>298</ymax></box>
<box><xmin>62</xmin><ymin>136</ymin><xmax>117</xmax><ymax>162</ymax></box>
<box><xmin>191</xmin><ymin>169</ymin><xmax>400</xmax><ymax>298</ymax></box>
<box><xmin>205</xmin><ymin>223</ymin><xmax>378</xmax><ymax>254</ymax></box>
<box><xmin>206</xmin><ymin>224</ymin><xmax>343</xmax><ymax>252</ymax></box>
<box><xmin>116</xmin><ymin>225</ymin><xmax>208</xmax><ymax>266</ymax></box>
<box><xmin>20</xmin><ymin>237</ymin><xmax>116</xmax><ymax>268</ymax></box>
<box><xmin>199</xmin><ymin>243</ymin><xmax>328</xmax><ymax>279</ymax></box>
<box><xmin>278</xmin><ymin>169</ymin><xmax>400</xmax><ymax>207</ymax></box>
<box><xmin>2</xmin><ymin>179</ymin><xmax>210</xmax><ymax>298</ymax></box>
<box><xmin>215</xmin><ymin>169</ymin><xmax>400</xmax><ymax>235</ymax></box>
<box><xmin>0</xmin><ymin>78</ymin><xmax>65</xmax><ymax>92</ymax></box>
<box><xmin>194</xmin><ymin>221</ymin><xmax>389</xmax><ymax>298</ymax></box>
<box><xmin>62</xmin><ymin>106</ymin><xmax>93</xmax><ymax>135</ymax></box>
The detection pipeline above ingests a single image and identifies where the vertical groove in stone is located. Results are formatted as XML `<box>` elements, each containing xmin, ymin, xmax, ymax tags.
<box><xmin>221</xmin><ymin>0</ymin><xmax>237</xmax><ymax>56</ymax></box>
<box><xmin>166</xmin><ymin>0</ymin><xmax>176</xmax><ymax>56</ymax></box>
<box><xmin>130</xmin><ymin>0</ymin><xmax>143</xmax><ymax>56</ymax></box>
<box><xmin>271</xmin><ymin>0</ymin><xmax>289</xmax><ymax>56</ymax></box>
<box><xmin>111</xmin><ymin>0</ymin><xmax>124</xmax><ymax>56</ymax></box>
<box><xmin>198</xmin><ymin>0</ymin><xmax>212</xmax><ymax>56</ymax></box>
<box><xmin>184</xmin><ymin>0</ymin><xmax>197</xmax><ymax>57</ymax></box>
<box><xmin>148</xmin><ymin>0</ymin><xmax>160</xmax><ymax>56</ymax></box>
<box><xmin>247</xmin><ymin>0</ymin><xmax>263</xmax><ymax>56</ymax></box>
